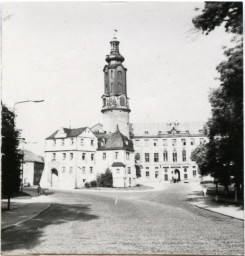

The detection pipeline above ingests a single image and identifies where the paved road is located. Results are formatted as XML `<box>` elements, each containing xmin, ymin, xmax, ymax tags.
<box><xmin>2</xmin><ymin>183</ymin><xmax>243</xmax><ymax>255</ymax></box>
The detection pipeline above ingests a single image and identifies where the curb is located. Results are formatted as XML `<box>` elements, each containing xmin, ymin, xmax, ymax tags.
<box><xmin>2</xmin><ymin>201</ymin><xmax>52</xmax><ymax>231</ymax></box>
<box><xmin>192</xmin><ymin>201</ymin><xmax>244</xmax><ymax>221</ymax></box>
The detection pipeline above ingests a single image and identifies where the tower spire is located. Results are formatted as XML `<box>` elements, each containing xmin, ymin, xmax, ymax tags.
<box><xmin>113</xmin><ymin>29</ymin><xmax>118</xmax><ymax>40</ymax></box>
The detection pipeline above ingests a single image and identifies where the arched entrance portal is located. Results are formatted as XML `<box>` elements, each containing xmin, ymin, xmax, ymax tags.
<box><xmin>51</xmin><ymin>168</ymin><xmax>59</xmax><ymax>187</ymax></box>
<box><xmin>174</xmin><ymin>169</ymin><xmax>181</xmax><ymax>182</ymax></box>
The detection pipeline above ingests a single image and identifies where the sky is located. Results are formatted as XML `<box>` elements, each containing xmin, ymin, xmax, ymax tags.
<box><xmin>2</xmin><ymin>1</ymin><xmax>233</xmax><ymax>155</ymax></box>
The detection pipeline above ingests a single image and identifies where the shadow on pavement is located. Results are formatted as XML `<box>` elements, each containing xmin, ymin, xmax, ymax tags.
<box><xmin>2</xmin><ymin>203</ymin><xmax>99</xmax><ymax>252</ymax></box>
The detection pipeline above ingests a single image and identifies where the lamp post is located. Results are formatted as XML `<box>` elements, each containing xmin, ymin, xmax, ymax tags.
<box><xmin>14</xmin><ymin>99</ymin><xmax>44</xmax><ymax>191</ymax></box>
<box><xmin>14</xmin><ymin>100</ymin><xmax>44</xmax><ymax>113</ymax></box>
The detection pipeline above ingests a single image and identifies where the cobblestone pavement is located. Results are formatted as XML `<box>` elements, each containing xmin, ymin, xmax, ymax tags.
<box><xmin>2</xmin><ymin>183</ymin><xmax>244</xmax><ymax>255</ymax></box>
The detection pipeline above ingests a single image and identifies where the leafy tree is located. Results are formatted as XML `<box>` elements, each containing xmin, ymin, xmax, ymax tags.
<box><xmin>96</xmin><ymin>168</ymin><xmax>113</xmax><ymax>187</ymax></box>
<box><xmin>191</xmin><ymin>2</ymin><xmax>243</xmax><ymax>194</ymax></box>
<box><xmin>2</xmin><ymin>104</ymin><xmax>22</xmax><ymax>209</ymax></box>
<box><xmin>192</xmin><ymin>2</ymin><xmax>242</xmax><ymax>35</ymax></box>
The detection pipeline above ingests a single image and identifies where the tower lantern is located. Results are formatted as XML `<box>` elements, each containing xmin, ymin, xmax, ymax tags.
<box><xmin>101</xmin><ymin>37</ymin><xmax>130</xmax><ymax>138</ymax></box>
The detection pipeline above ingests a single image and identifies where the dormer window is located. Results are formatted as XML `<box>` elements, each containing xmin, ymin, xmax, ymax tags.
<box><xmin>144</xmin><ymin>131</ymin><xmax>149</xmax><ymax>135</ymax></box>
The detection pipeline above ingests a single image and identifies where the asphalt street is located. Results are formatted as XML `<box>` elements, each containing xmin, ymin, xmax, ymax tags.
<box><xmin>2</xmin><ymin>183</ymin><xmax>244</xmax><ymax>255</ymax></box>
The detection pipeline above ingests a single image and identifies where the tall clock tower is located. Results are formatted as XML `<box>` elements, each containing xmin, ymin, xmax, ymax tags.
<box><xmin>101</xmin><ymin>37</ymin><xmax>131</xmax><ymax>138</ymax></box>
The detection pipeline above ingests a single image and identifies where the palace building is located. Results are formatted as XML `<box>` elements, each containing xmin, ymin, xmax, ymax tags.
<box><xmin>40</xmin><ymin>37</ymin><xmax>205</xmax><ymax>189</ymax></box>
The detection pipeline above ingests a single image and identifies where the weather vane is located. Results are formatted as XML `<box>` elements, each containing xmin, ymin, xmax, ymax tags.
<box><xmin>113</xmin><ymin>29</ymin><xmax>118</xmax><ymax>40</ymax></box>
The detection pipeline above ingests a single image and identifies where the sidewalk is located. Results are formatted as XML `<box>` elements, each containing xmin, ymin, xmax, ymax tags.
<box><xmin>1</xmin><ymin>195</ymin><xmax>52</xmax><ymax>230</ymax></box>
<box><xmin>189</xmin><ymin>183</ymin><xmax>244</xmax><ymax>220</ymax></box>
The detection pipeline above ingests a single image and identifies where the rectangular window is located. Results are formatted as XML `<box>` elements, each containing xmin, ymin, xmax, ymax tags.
<box><xmin>82</xmin><ymin>153</ymin><xmax>86</xmax><ymax>160</ymax></box>
<box><xmin>163</xmin><ymin>151</ymin><xmax>168</xmax><ymax>162</ymax></box>
<box><xmin>53</xmin><ymin>140</ymin><xmax>56</xmax><ymax>146</ymax></box>
<box><xmin>135</xmin><ymin>140</ymin><xmax>140</xmax><ymax>146</ymax></box>
<box><xmin>163</xmin><ymin>139</ymin><xmax>167</xmax><ymax>146</ymax></box>
<box><xmin>173</xmin><ymin>152</ymin><xmax>177</xmax><ymax>162</ymax></box>
<box><xmin>126</xmin><ymin>152</ymin><xmax>130</xmax><ymax>160</ymax></box>
<box><xmin>128</xmin><ymin>167</ymin><xmax>131</xmax><ymax>174</ymax></box>
<box><xmin>61</xmin><ymin>139</ymin><xmax>64</xmax><ymax>146</ymax></box>
<box><xmin>193</xmin><ymin>170</ymin><xmax>197</xmax><ymax>176</ymax></box>
<box><xmin>154</xmin><ymin>153</ymin><xmax>159</xmax><ymax>162</ymax></box>
<box><xmin>62</xmin><ymin>166</ymin><xmax>65</xmax><ymax>173</ymax></box>
<box><xmin>144</xmin><ymin>140</ymin><xmax>149</xmax><ymax>146</ymax></box>
<box><xmin>103</xmin><ymin>153</ymin><xmax>106</xmax><ymax>160</ymax></box>
<box><xmin>70</xmin><ymin>153</ymin><xmax>73</xmax><ymax>160</ymax></box>
<box><xmin>71</xmin><ymin>138</ymin><xmax>74</xmax><ymax>145</ymax></box>
<box><xmin>181</xmin><ymin>139</ymin><xmax>186</xmax><ymax>146</ymax></box>
<box><xmin>90</xmin><ymin>167</ymin><xmax>93</xmax><ymax>173</ymax></box>
<box><xmin>115</xmin><ymin>152</ymin><xmax>118</xmax><ymax>159</ymax></box>
<box><xmin>184</xmin><ymin>174</ymin><xmax>188</xmax><ymax>179</ymax></box>
<box><xmin>190</xmin><ymin>138</ymin><xmax>195</xmax><ymax>145</ymax></box>
<box><xmin>200</xmin><ymin>138</ymin><xmax>204</xmax><ymax>145</ymax></box>
<box><xmin>52</xmin><ymin>153</ymin><xmax>56</xmax><ymax>161</ymax></box>
<box><xmin>69</xmin><ymin>167</ymin><xmax>73</xmax><ymax>174</ymax></box>
<box><xmin>82</xmin><ymin>167</ymin><xmax>86</xmax><ymax>174</ymax></box>
<box><xmin>182</xmin><ymin>150</ymin><xmax>186</xmax><ymax>162</ymax></box>
<box><xmin>81</xmin><ymin>139</ymin><xmax>84</xmax><ymax>146</ymax></box>
<box><xmin>144</xmin><ymin>131</ymin><xmax>149</xmax><ymax>135</ymax></box>
<box><xmin>145</xmin><ymin>153</ymin><xmax>150</xmax><ymax>162</ymax></box>
<box><xmin>164</xmin><ymin>174</ymin><xmax>168</xmax><ymax>181</ymax></box>
<box><xmin>117</xmin><ymin>169</ymin><xmax>120</xmax><ymax>173</ymax></box>
<box><xmin>91</xmin><ymin>140</ymin><xmax>94</xmax><ymax>146</ymax></box>
<box><xmin>153</xmin><ymin>140</ymin><xmax>158</xmax><ymax>147</ymax></box>
<box><xmin>172</xmin><ymin>139</ymin><xmax>177</xmax><ymax>146</ymax></box>
<box><xmin>62</xmin><ymin>153</ymin><xmax>66</xmax><ymax>160</ymax></box>
<box><xmin>146</xmin><ymin>170</ymin><xmax>150</xmax><ymax>177</ymax></box>
<box><xmin>155</xmin><ymin>170</ymin><xmax>159</xmax><ymax>178</ymax></box>
<box><xmin>91</xmin><ymin>154</ymin><xmax>94</xmax><ymax>161</ymax></box>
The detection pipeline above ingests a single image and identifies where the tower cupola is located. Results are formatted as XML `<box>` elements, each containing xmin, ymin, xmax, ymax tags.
<box><xmin>101</xmin><ymin>35</ymin><xmax>131</xmax><ymax>138</ymax></box>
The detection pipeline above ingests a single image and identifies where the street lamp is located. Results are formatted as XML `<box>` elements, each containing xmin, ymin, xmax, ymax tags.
<box><xmin>14</xmin><ymin>99</ymin><xmax>44</xmax><ymax>191</ymax></box>
<box><xmin>14</xmin><ymin>100</ymin><xmax>44</xmax><ymax>113</ymax></box>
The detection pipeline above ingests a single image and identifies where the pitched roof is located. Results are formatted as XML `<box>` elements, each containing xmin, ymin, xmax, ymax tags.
<box><xmin>46</xmin><ymin>127</ymin><xmax>87</xmax><ymax>139</ymax></box>
<box><xmin>112</xmin><ymin>162</ymin><xmax>126</xmax><ymax>167</ymax></box>
<box><xmin>97</xmin><ymin>127</ymin><xmax>134</xmax><ymax>152</ymax></box>
<box><xmin>22</xmin><ymin>150</ymin><xmax>44</xmax><ymax>163</ymax></box>
<box><xmin>130</xmin><ymin>121</ymin><xmax>205</xmax><ymax>137</ymax></box>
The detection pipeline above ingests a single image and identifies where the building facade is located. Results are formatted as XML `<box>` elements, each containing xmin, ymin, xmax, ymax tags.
<box><xmin>130</xmin><ymin>122</ymin><xmax>206</xmax><ymax>184</ymax></box>
<box><xmin>40</xmin><ymin>37</ymin><xmax>204</xmax><ymax>189</ymax></box>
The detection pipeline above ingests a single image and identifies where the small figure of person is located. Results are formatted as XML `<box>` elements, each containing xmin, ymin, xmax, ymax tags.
<box><xmin>203</xmin><ymin>185</ymin><xmax>207</xmax><ymax>197</ymax></box>
<box><xmin>37</xmin><ymin>184</ymin><xmax>42</xmax><ymax>196</ymax></box>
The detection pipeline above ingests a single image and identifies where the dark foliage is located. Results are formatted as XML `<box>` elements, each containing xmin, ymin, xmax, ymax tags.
<box><xmin>89</xmin><ymin>180</ymin><xmax>97</xmax><ymax>187</ymax></box>
<box><xmin>193</xmin><ymin>2</ymin><xmax>243</xmax><ymax>35</ymax></box>
<box><xmin>96</xmin><ymin>168</ymin><xmax>113</xmax><ymax>187</ymax></box>
<box><xmin>191</xmin><ymin>2</ymin><xmax>243</xmax><ymax>193</ymax></box>
<box><xmin>84</xmin><ymin>182</ymin><xmax>90</xmax><ymax>188</ymax></box>
<box><xmin>2</xmin><ymin>104</ymin><xmax>22</xmax><ymax>197</ymax></box>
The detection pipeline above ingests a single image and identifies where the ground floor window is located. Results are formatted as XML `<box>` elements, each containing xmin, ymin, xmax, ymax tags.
<box><xmin>146</xmin><ymin>171</ymin><xmax>150</xmax><ymax>177</ymax></box>
<box><xmin>184</xmin><ymin>173</ymin><xmax>188</xmax><ymax>179</ymax></box>
<box><xmin>193</xmin><ymin>170</ymin><xmax>197</xmax><ymax>176</ymax></box>
<box><xmin>155</xmin><ymin>171</ymin><xmax>159</xmax><ymax>178</ymax></box>
<box><xmin>164</xmin><ymin>174</ymin><xmax>168</xmax><ymax>181</ymax></box>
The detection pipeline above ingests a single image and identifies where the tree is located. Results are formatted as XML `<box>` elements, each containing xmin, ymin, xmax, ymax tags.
<box><xmin>192</xmin><ymin>2</ymin><xmax>242</xmax><ymax>35</ymax></box>
<box><xmin>2</xmin><ymin>104</ymin><xmax>22</xmax><ymax>209</ymax></box>
<box><xmin>96</xmin><ymin>168</ymin><xmax>113</xmax><ymax>187</ymax></box>
<box><xmin>191</xmin><ymin>2</ymin><xmax>243</xmax><ymax>195</ymax></box>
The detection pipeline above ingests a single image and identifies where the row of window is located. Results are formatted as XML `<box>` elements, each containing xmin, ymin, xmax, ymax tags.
<box><xmin>144</xmin><ymin>170</ymin><xmax>197</xmax><ymax>179</ymax></box>
<box><xmin>134</xmin><ymin>138</ymin><xmax>206</xmax><ymax>147</ymax></box>
<box><xmin>61</xmin><ymin>166</ymin><xmax>94</xmax><ymax>174</ymax></box>
<box><xmin>116</xmin><ymin>167</ymin><xmax>131</xmax><ymax>174</ymax></box>
<box><xmin>52</xmin><ymin>138</ymin><xmax>95</xmax><ymax>147</ymax></box>
<box><xmin>136</xmin><ymin>151</ymin><xmax>187</xmax><ymax>163</ymax></box>
<box><xmin>52</xmin><ymin>152</ymin><xmax>95</xmax><ymax>161</ymax></box>
<box><xmin>52</xmin><ymin>152</ymin><xmax>130</xmax><ymax>161</ymax></box>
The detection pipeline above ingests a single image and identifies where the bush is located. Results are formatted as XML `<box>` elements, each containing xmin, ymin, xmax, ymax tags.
<box><xmin>90</xmin><ymin>180</ymin><xmax>97</xmax><ymax>187</ymax></box>
<box><xmin>84</xmin><ymin>182</ymin><xmax>90</xmax><ymax>188</ymax></box>
<box><xmin>96</xmin><ymin>169</ymin><xmax>113</xmax><ymax>187</ymax></box>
